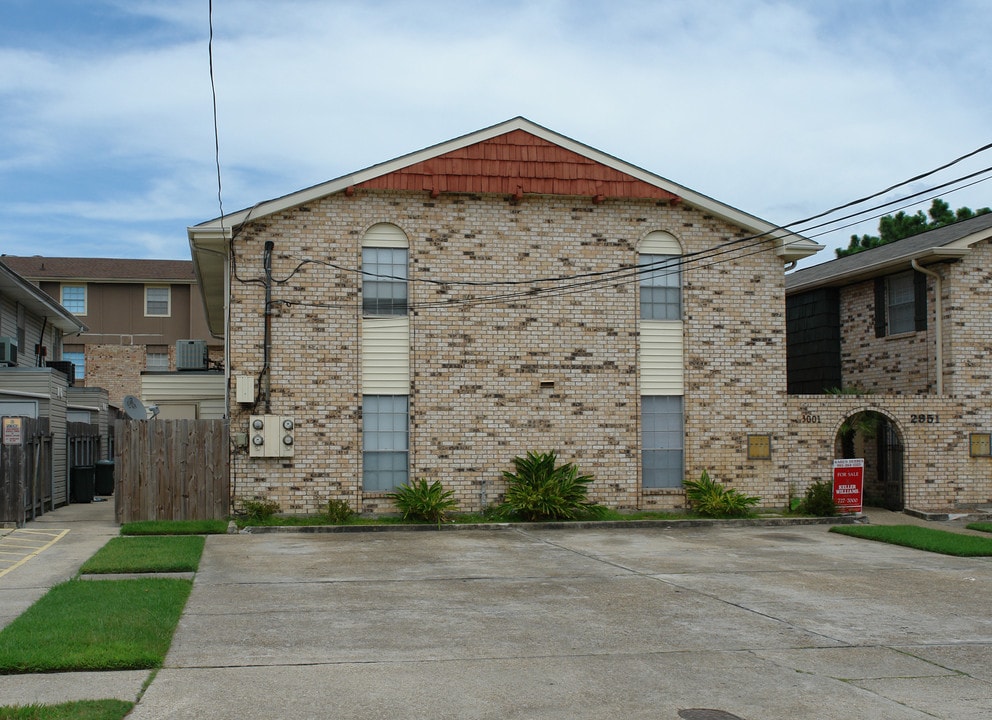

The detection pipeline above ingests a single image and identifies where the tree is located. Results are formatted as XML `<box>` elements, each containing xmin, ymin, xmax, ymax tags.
<box><xmin>837</xmin><ymin>199</ymin><xmax>991</xmax><ymax>258</ymax></box>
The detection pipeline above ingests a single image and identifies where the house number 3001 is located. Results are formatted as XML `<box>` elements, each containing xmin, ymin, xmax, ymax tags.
<box><xmin>799</xmin><ymin>414</ymin><xmax>820</xmax><ymax>423</ymax></box>
<box><xmin>910</xmin><ymin>414</ymin><xmax>940</xmax><ymax>424</ymax></box>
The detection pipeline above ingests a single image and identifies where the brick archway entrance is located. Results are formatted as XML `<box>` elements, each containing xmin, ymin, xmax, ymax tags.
<box><xmin>835</xmin><ymin>411</ymin><xmax>904</xmax><ymax>510</ymax></box>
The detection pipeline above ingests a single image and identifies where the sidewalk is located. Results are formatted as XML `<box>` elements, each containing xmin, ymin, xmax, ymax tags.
<box><xmin>0</xmin><ymin>498</ymin><xmax>150</xmax><ymax>706</ymax></box>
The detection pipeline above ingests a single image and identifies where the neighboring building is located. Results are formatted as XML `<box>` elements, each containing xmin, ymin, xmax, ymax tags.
<box><xmin>0</xmin><ymin>259</ymin><xmax>88</xmax><ymax>508</ymax></box>
<box><xmin>785</xmin><ymin>213</ymin><xmax>992</xmax><ymax>510</ymax></box>
<box><xmin>190</xmin><ymin>117</ymin><xmax>824</xmax><ymax>515</ymax></box>
<box><xmin>0</xmin><ymin>257</ymin><xmax>223</xmax><ymax>408</ymax></box>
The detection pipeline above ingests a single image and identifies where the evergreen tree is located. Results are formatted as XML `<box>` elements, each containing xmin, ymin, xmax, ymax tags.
<box><xmin>837</xmin><ymin>199</ymin><xmax>991</xmax><ymax>258</ymax></box>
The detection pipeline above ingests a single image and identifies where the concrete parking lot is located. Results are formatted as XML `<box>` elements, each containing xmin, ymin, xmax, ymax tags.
<box><xmin>123</xmin><ymin>522</ymin><xmax>992</xmax><ymax>720</ymax></box>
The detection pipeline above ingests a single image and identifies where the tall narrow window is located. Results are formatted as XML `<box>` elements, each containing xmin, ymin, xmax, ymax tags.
<box><xmin>362</xmin><ymin>223</ymin><xmax>409</xmax><ymax>317</ymax></box>
<box><xmin>145</xmin><ymin>286</ymin><xmax>171</xmax><ymax>317</ymax></box>
<box><xmin>362</xmin><ymin>395</ymin><xmax>409</xmax><ymax>491</ymax></box>
<box><xmin>639</xmin><ymin>254</ymin><xmax>681</xmax><ymax>320</ymax></box>
<box><xmin>642</xmin><ymin>396</ymin><xmax>683</xmax><ymax>488</ymax></box>
<box><xmin>61</xmin><ymin>285</ymin><xmax>86</xmax><ymax>315</ymax></box>
<box><xmin>362</xmin><ymin>248</ymin><xmax>408</xmax><ymax>316</ymax></box>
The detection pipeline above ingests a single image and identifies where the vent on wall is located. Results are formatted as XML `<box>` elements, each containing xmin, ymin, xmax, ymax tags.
<box><xmin>176</xmin><ymin>340</ymin><xmax>208</xmax><ymax>370</ymax></box>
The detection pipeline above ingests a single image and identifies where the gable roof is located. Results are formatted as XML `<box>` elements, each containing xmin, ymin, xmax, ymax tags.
<box><xmin>786</xmin><ymin>212</ymin><xmax>992</xmax><ymax>294</ymax></box>
<box><xmin>0</xmin><ymin>260</ymin><xmax>87</xmax><ymax>335</ymax></box>
<box><xmin>190</xmin><ymin>117</ymin><xmax>823</xmax><ymax>337</ymax></box>
<box><xmin>0</xmin><ymin>256</ymin><xmax>196</xmax><ymax>283</ymax></box>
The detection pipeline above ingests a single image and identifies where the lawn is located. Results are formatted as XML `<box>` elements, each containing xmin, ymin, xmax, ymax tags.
<box><xmin>120</xmin><ymin>519</ymin><xmax>228</xmax><ymax>535</ymax></box>
<box><xmin>79</xmin><ymin>536</ymin><xmax>205</xmax><ymax>574</ymax></box>
<box><xmin>830</xmin><ymin>524</ymin><xmax>992</xmax><ymax>556</ymax></box>
<box><xmin>966</xmin><ymin>521</ymin><xmax>992</xmax><ymax>534</ymax></box>
<box><xmin>0</xmin><ymin>700</ymin><xmax>133</xmax><ymax>720</ymax></box>
<box><xmin>0</xmin><ymin>578</ymin><xmax>192</xmax><ymax>673</ymax></box>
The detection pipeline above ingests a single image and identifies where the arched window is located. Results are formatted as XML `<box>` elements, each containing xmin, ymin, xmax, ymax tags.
<box><xmin>362</xmin><ymin>223</ymin><xmax>409</xmax><ymax>316</ymax></box>
<box><xmin>638</xmin><ymin>231</ymin><xmax>682</xmax><ymax>321</ymax></box>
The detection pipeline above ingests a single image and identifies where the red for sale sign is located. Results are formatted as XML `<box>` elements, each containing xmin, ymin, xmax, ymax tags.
<box><xmin>833</xmin><ymin>458</ymin><xmax>865</xmax><ymax>513</ymax></box>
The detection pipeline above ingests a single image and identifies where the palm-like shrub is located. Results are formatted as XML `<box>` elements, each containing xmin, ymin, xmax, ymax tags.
<box><xmin>388</xmin><ymin>478</ymin><xmax>458</xmax><ymax>525</ymax></box>
<box><xmin>497</xmin><ymin>451</ymin><xmax>605</xmax><ymax>521</ymax></box>
<box><xmin>683</xmin><ymin>470</ymin><xmax>759</xmax><ymax>518</ymax></box>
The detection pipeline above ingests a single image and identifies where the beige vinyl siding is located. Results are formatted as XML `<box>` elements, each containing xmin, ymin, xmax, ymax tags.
<box><xmin>639</xmin><ymin>320</ymin><xmax>683</xmax><ymax>395</ymax></box>
<box><xmin>362</xmin><ymin>317</ymin><xmax>410</xmax><ymax>394</ymax></box>
<box><xmin>362</xmin><ymin>222</ymin><xmax>409</xmax><ymax>248</ymax></box>
<box><xmin>140</xmin><ymin>373</ymin><xmax>225</xmax><ymax>420</ymax></box>
<box><xmin>639</xmin><ymin>230</ymin><xmax>682</xmax><ymax>254</ymax></box>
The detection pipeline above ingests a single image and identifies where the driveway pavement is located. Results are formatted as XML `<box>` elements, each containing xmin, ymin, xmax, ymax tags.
<box><xmin>2</xmin><ymin>502</ymin><xmax>991</xmax><ymax>719</ymax></box>
<box><xmin>123</xmin><ymin>521</ymin><xmax>992</xmax><ymax>720</ymax></box>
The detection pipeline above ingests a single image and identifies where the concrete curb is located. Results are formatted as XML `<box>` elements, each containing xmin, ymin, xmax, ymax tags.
<box><xmin>242</xmin><ymin>514</ymin><xmax>866</xmax><ymax>534</ymax></box>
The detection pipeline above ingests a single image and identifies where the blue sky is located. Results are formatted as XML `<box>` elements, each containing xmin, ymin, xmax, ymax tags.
<box><xmin>1</xmin><ymin>0</ymin><xmax>991</xmax><ymax>267</ymax></box>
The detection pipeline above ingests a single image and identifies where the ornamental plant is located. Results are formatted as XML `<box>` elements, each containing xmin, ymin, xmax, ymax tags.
<box><xmin>799</xmin><ymin>480</ymin><xmax>837</xmax><ymax>516</ymax></box>
<box><xmin>683</xmin><ymin>470</ymin><xmax>759</xmax><ymax>518</ymax></box>
<box><xmin>496</xmin><ymin>450</ymin><xmax>606</xmax><ymax>521</ymax></box>
<box><xmin>388</xmin><ymin>478</ymin><xmax>458</xmax><ymax>525</ymax></box>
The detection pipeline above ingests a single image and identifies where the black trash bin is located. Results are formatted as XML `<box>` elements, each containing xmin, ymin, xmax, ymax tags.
<box><xmin>71</xmin><ymin>465</ymin><xmax>95</xmax><ymax>503</ymax></box>
<box><xmin>95</xmin><ymin>460</ymin><xmax>115</xmax><ymax>496</ymax></box>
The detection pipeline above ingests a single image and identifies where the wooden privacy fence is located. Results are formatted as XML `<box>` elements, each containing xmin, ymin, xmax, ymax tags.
<box><xmin>0</xmin><ymin>417</ymin><xmax>53</xmax><ymax>527</ymax></box>
<box><xmin>115</xmin><ymin>419</ymin><xmax>230</xmax><ymax>523</ymax></box>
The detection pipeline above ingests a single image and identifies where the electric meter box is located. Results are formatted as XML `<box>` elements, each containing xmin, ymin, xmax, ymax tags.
<box><xmin>248</xmin><ymin>415</ymin><xmax>295</xmax><ymax>457</ymax></box>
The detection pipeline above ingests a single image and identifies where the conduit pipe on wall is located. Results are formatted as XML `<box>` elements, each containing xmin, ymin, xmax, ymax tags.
<box><xmin>911</xmin><ymin>258</ymin><xmax>943</xmax><ymax>396</ymax></box>
<box><xmin>262</xmin><ymin>241</ymin><xmax>274</xmax><ymax>414</ymax></box>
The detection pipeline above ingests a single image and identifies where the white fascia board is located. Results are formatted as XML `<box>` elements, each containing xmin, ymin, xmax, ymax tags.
<box><xmin>787</xmin><ymin>247</ymin><xmax>972</xmax><ymax>294</ymax></box>
<box><xmin>0</xmin><ymin>263</ymin><xmax>87</xmax><ymax>335</ymax></box>
<box><xmin>188</xmin><ymin>228</ymin><xmax>231</xmax><ymax>339</ymax></box>
<box><xmin>189</xmin><ymin>117</ymin><xmax>821</xmax><ymax>258</ymax></box>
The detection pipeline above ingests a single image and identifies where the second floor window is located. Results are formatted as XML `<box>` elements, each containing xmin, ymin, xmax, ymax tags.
<box><xmin>63</xmin><ymin>350</ymin><xmax>85</xmax><ymax>380</ymax></box>
<box><xmin>61</xmin><ymin>285</ymin><xmax>86</xmax><ymax>315</ymax></box>
<box><xmin>875</xmin><ymin>271</ymin><xmax>926</xmax><ymax>337</ymax></box>
<box><xmin>145</xmin><ymin>286</ymin><xmax>171</xmax><ymax>317</ymax></box>
<box><xmin>639</xmin><ymin>254</ymin><xmax>681</xmax><ymax>320</ymax></box>
<box><xmin>362</xmin><ymin>247</ymin><xmax>408</xmax><ymax>316</ymax></box>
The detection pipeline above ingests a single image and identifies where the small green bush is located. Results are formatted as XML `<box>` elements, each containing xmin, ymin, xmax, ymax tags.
<box><xmin>799</xmin><ymin>480</ymin><xmax>837</xmax><ymax>516</ymax></box>
<box><xmin>496</xmin><ymin>450</ymin><xmax>606</xmax><ymax>522</ymax></box>
<box><xmin>239</xmin><ymin>498</ymin><xmax>281</xmax><ymax>521</ymax></box>
<box><xmin>388</xmin><ymin>479</ymin><xmax>458</xmax><ymax>524</ymax></box>
<box><xmin>322</xmin><ymin>499</ymin><xmax>355</xmax><ymax>524</ymax></box>
<box><xmin>683</xmin><ymin>470</ymin><xmax>759</xmax><ymax>518</ymax></box>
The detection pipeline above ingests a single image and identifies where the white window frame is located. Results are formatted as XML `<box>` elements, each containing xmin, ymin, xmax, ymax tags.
<box><xmin>641</xmin><ymin>395</ymin><xmax>684</xmax><ymax>489</ymax></box>
<box><xmin>60</xmin><ymin>284</ymin><xmax>87</xmax><ymax>316</ymax></box>
<box><xmin>145</xmin><ymin>285</ymin><xmax>171</xmax><ymax>317</ymax></box>
<box><xmin>362</xmin><ymin>395</ymin><xmax>409</xmax><ymax>492</ymax></box>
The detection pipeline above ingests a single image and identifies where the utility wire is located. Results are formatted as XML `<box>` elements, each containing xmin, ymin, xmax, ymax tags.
<box><xmin>208</xmin><ymin>0</ymin><xmax>224</xmax><ymax>233</ymax></box>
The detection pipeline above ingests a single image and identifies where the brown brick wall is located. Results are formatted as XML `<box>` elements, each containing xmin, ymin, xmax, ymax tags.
<box><xmin>82</xmin><ymin>344</ymin><xmax>145</xmax><ymax>407</ymax></box>
<box><xmin>228</xmin><ymin>190</ymin><xmax>796</xmax><ymax>514</ymax></box>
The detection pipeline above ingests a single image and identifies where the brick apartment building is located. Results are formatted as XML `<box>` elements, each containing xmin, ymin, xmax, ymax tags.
<box><xmin>191</xmin><ymin>117</ymin><xmax>828</xmax><ymax>515</ymax></box>
<box><xmin>785</xmin><ymin>213</ymin><xmax>992</xmax><ymax>511</ymax></box>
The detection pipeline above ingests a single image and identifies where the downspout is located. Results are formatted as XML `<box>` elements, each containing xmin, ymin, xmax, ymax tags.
<box><xmin>36</xmin><ymin>317</ymin><xmax>48</xmax><ymax>367</ymax></box>
<box><xmin>912</xmin><ymin>259</ymin><xmax>943</xmax><ymax>395</ymax></box>
<box><xmin>262</xmin><ymin>241</ymin><xmax>274</xmax><ymax>414</ymax></box>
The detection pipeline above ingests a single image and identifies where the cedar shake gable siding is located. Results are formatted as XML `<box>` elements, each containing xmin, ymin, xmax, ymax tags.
<box><xmin>354</xmin><ymin>130</ymin><xmax>682</xmax><ymax>202</ymax></box>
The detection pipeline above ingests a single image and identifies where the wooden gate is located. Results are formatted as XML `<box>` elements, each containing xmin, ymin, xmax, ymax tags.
<box><xmin>115</xmin><ymin>419</ymin><xmax>230</xmax><ymax>523</ymax></box>
<box><xmin>0</xmin><ymin>417</ymin><xmax>53</xmax><ymax>526</ymax></box>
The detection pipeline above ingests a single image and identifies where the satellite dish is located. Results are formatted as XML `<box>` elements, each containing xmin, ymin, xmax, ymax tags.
<box><xmin>123</xmin><ymin>395</ymin><xmax>148</xmax><ymax>420</ymax></box>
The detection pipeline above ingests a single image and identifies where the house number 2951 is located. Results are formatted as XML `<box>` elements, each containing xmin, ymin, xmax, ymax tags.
<box><xmin>910</xmin><ymin>414</ymin><xmax>940</xmax><ymax>424</ymax></box>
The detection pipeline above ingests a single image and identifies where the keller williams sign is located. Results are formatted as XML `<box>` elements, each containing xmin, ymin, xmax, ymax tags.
<box><xmin>833</xmin><ymin>458</ymin><xmax>865</xmax><ymax>513</ymax></box>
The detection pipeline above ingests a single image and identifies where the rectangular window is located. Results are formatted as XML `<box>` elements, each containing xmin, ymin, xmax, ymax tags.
<box><xmin>146</xmin><ymin>346</ymin><xmax>169</xmax><ymax>371</ymax></box>
<box><xmin>362</xmin><ymin>248</ymin><xmax>408</xmax><ymax>316</ymax></box>
<box><xmin>362</xmin><ymin>395</ymin><xmax>409</xmax><ymax>491</ymax></box>
<box><xmin>642</xmin><ymin>395</ymin><xmax>684</xmax><ymax>488</ymax></box>
<box><xmin>63</xmin><ymin>350</ymin><xmax>85</xmax><ymax>380</ymax></box>
<box><xmin>145</xmin><ymin>286</ymin><xmax>171</xmax><ymax>317</ymax></box>
<box><xmin>61</xmin><ymin>285</ymin><xmax>86</xmax><ymax>315</ymax></box>
<box><xmin>639</xmin><ymin>254</ymin><xmax>681</xmax><ymax>320</ymax></box>
<box><xmin>876</xmin><ymin>272</ymin><xmax>926</xmax><ymax>337</ymax></box>
<box><xmin>886</xmin><ymin>272</ymin><xmax>915</xmax><ymax>335</ymax></box>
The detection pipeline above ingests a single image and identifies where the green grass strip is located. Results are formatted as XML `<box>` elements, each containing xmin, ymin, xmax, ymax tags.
<box><xmin>120</xmin><ymin>519</ymin><xmax>228</xmax><ymax>535</ymax></box>
<box><xmin>0</xmin><ymin>700</ymin><xmax>134</xmax><ymax>720</ymax></box>
<box><xmin>0</xmin><ymin>578</ymin><xmax>192</xmax><ymax>673</ymax></box>
<box><xmin>80</xmin><ymin>536</ymin><xmax>205</xmax><ymax>574</ymax></box>
<box><xmin>830</xmin><ymin>524</ymin><xmax>992</xmax><ymax>556</ymax></box>
<box><xmin>966</xmin><ymin>521</ymin><xmax>992</xmax><ymax>534</ymax></box>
